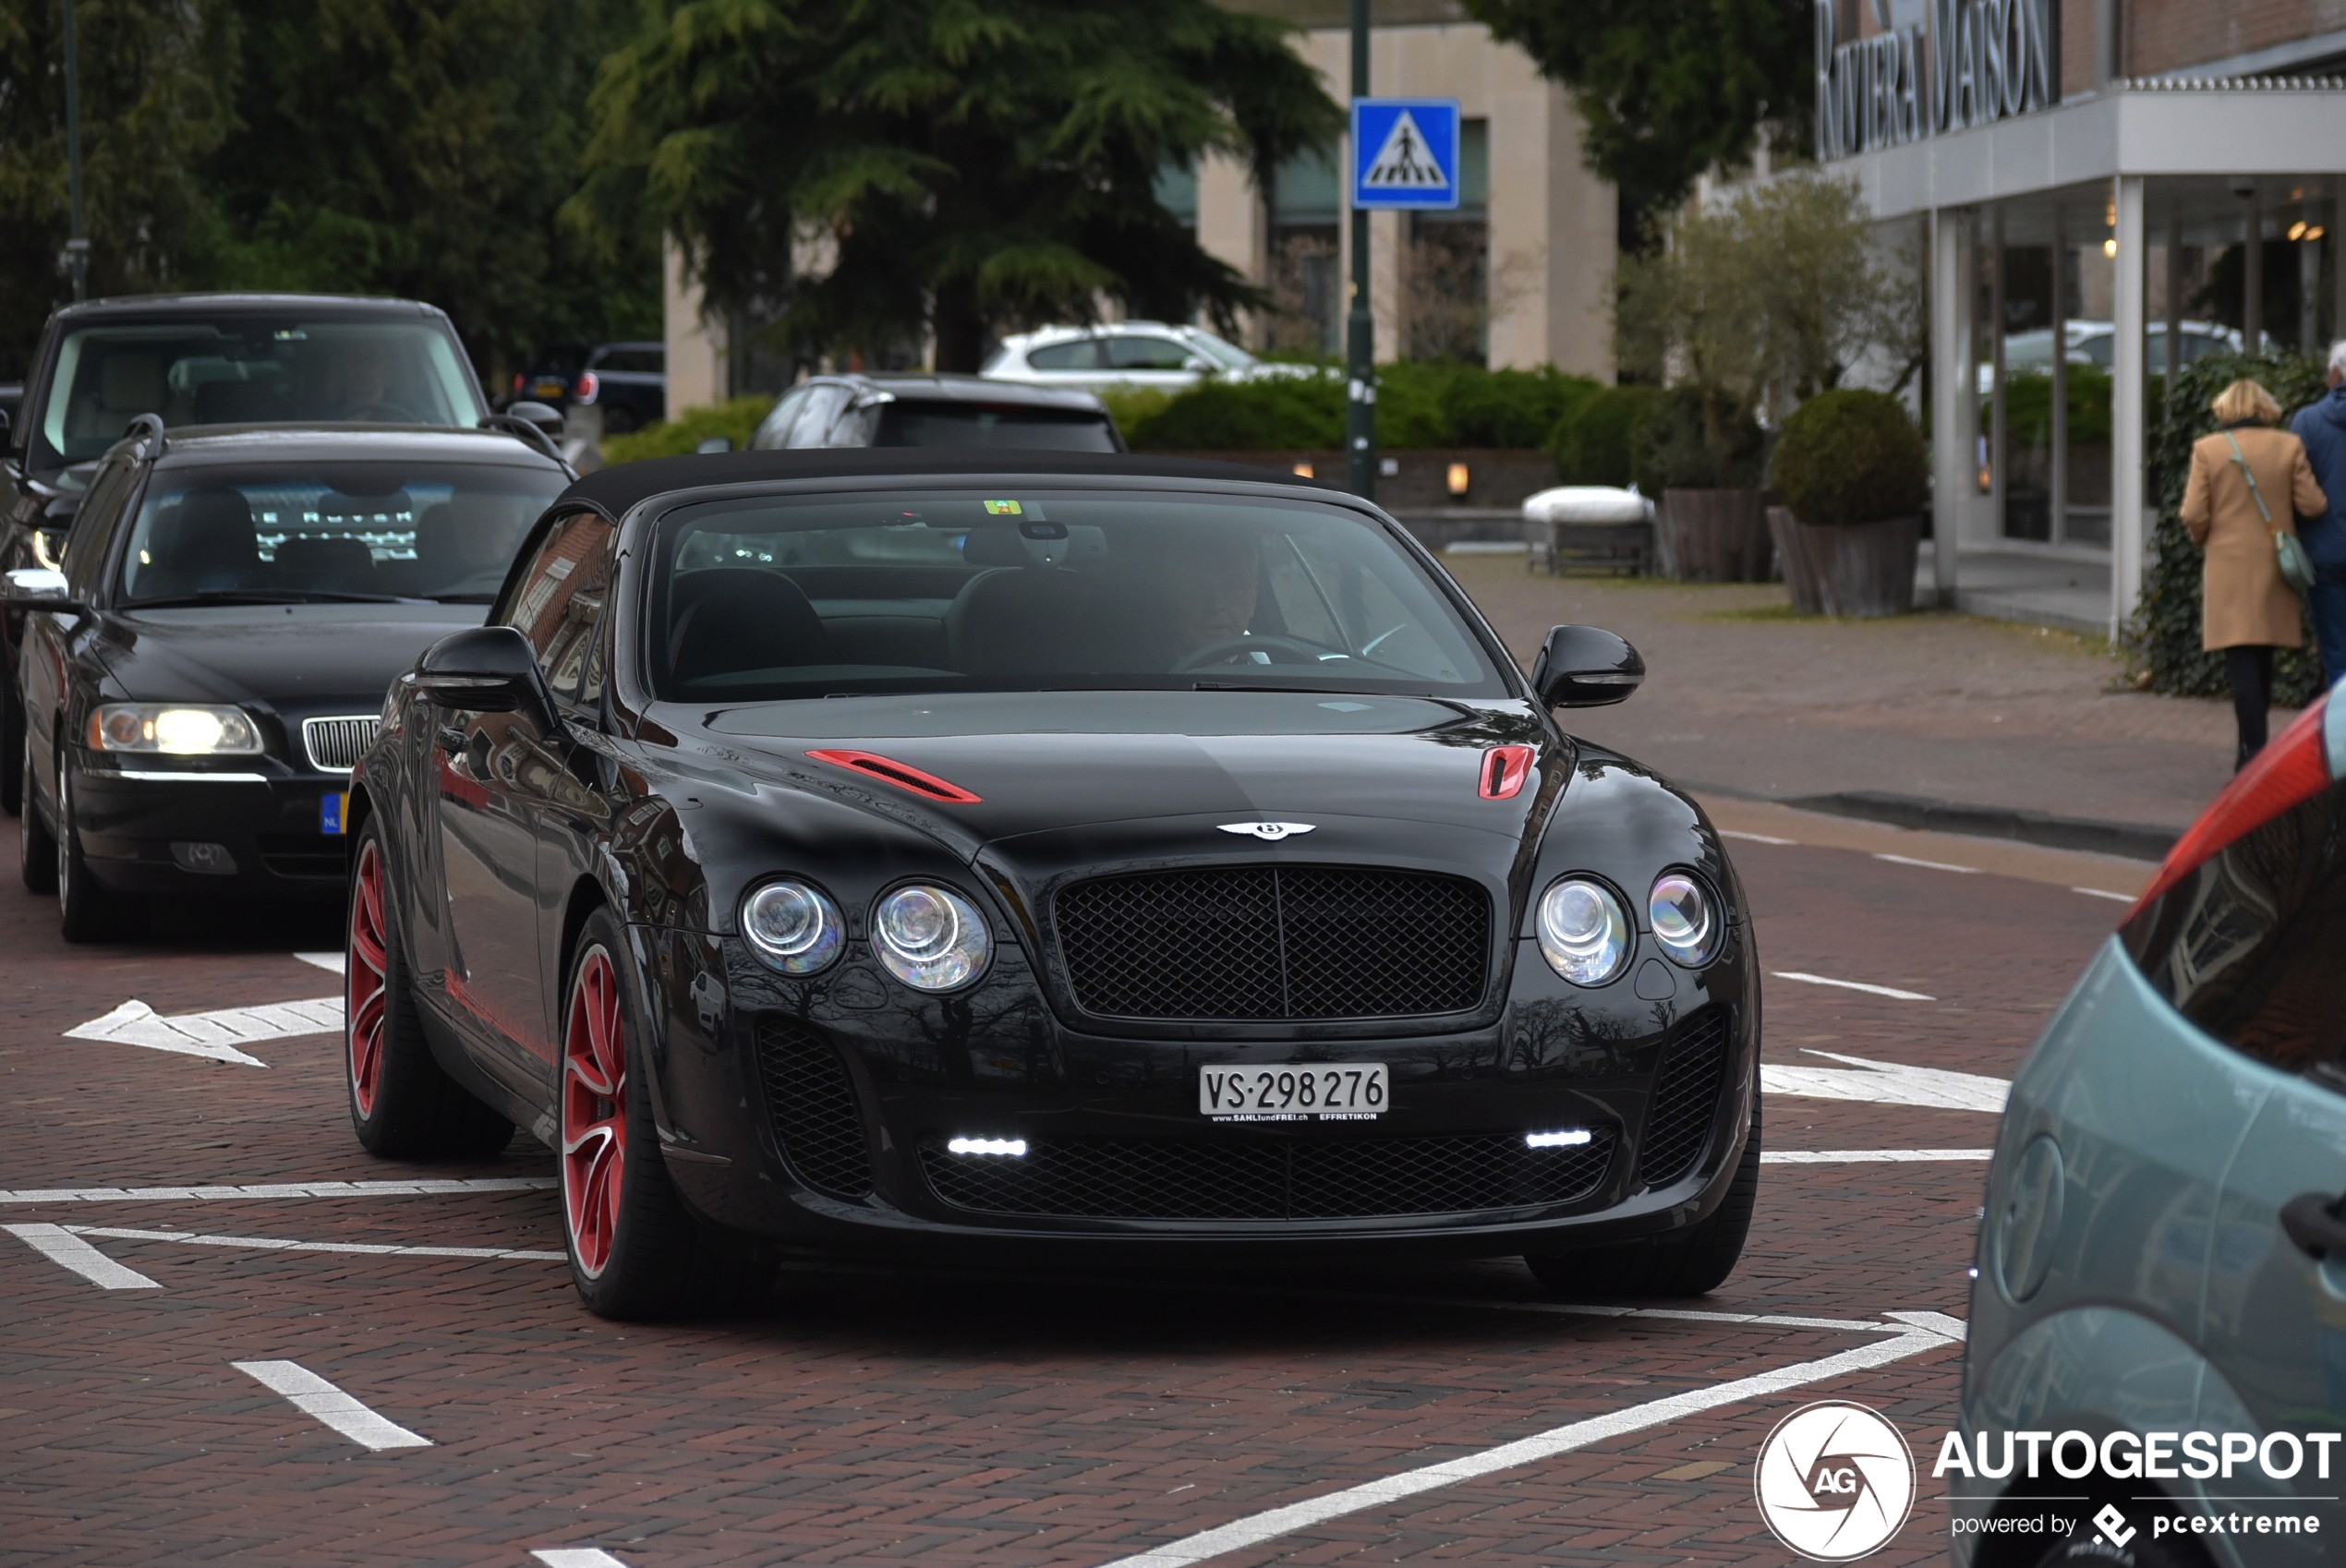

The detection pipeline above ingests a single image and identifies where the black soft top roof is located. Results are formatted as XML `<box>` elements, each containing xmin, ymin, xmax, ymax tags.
<box><xmin>559</xmin><ymin>449</ymin><xmax>1347</xmax><ymax>517</ymax></box>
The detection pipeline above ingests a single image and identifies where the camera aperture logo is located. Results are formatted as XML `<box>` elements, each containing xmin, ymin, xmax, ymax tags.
<box><xmin>1755</xmin><ymin>1401</ymin><xmax>1917</xmax><ymax>1561</ymax></box>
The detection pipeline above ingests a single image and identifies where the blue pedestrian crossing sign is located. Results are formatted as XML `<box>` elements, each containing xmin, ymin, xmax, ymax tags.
<box><xmin>1350</xmin><ymin>98</ymin><xmax>1461</xmax><ymax>211</ymax></box>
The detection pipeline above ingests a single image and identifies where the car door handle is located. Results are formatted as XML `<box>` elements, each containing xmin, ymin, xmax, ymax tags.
<box><xmin>2279</xmin><ymin>1191</ymin><xmax>2346</xmax><ymax>1261</ymax></box>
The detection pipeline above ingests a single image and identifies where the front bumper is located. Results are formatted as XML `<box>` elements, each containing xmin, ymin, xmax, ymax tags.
<box><xmin>72</xmin><ymin>757</ymin><xmax>355</xmax><ymax>895</ymax></box>
<box><xmin>645</xmin><ymin>925</ymin><xmax>1760</xmax><ymax>1260</ymax></box>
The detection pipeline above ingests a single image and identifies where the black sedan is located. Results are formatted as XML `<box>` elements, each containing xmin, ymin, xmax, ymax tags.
<box><xmin>6</xmin><ymin>424</ymin><xmax>570</xmax><ymax>938</ymax></box>
<box><xmin>345</xmin><ymin>451</ymin><xmax>1760</xmax><ymax>1320</ymax></box>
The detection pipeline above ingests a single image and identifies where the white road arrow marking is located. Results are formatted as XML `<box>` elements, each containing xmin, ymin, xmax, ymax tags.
<box><xmin>1761</xmin><ymin>1048</ymin><xmax>2008</xmax><ymax>1113</ymax></box>
<box><xmin>4</xmin><ymin>1223</ymin><xmax>161</xmax><ymax>1289</ymax></box>
<box><xmin>65</xmin><ymin>995</ymin><xmax>344</xmax><ymax>1066</ymax></box>
<box><xmin>233</xmin><ymin>1359</ymin><xmax>430</xmax><ymax>1451</ymax></box>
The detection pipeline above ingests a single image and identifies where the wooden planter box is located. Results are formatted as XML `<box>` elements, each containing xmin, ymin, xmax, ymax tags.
<box><xmin>1767</xmin><ymin>506</ymin><xmax>1921</xmax><ymax>618</ymax></box>
<box><xmin>1659</xmin><ymin>488</ymin><xmax>1772</xmax><ymax>582</ymax></box>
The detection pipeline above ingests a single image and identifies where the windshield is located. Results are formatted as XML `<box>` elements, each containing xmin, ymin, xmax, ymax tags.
<box><xmin>36</xmin><ymin>317</ymin><xmax>486</xmax><ymax>470</ymax></box>
<box><xmin>1189</xmin><ymin>332</ymin><xmax>1258</xmax><ymax>370</ymax></box>
<box><xmin>647</xmin><ymin>488</ymin><xmax>1505</xmax><ymax>702</ymax></box>
<box><xmin>118</xmin><ymin>462</ymin><xmax>563</xmax><ymax>607</ymax></box>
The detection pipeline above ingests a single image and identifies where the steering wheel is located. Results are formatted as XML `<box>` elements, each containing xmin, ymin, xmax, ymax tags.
<box><xmin>347</xmin><ymin>401</ymin><xmax>421</xmax><ymax>424</ymax></box>
<box><xmin>1174</xmin><ymin>633</ymin><xmax>1331</xmax><ymax>672</ymax></box>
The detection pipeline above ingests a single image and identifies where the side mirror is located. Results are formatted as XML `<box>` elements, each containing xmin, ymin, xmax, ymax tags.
<box><xmin>505</xmin><ymin>400</ymin><xmax>563</xmax><ymax>440</ymax></box>
<box><xmin>1</xmin><ymin>566</ymin><xmax>85</xmax><ymax>614</ymax></box>
<box><xmin>695</xmin><ymin>435</ymin><xmax>733</xmax><ymax>454</ymax></box>
<box><xmin>1530</xmin><ymin>624</ymin><xmax>1644</xmax><ymax>708</ymax></box>
<box><xmin>412</xmin><ymin>624</ymin><xmax>547</xmax><ymax>714</ymax></box>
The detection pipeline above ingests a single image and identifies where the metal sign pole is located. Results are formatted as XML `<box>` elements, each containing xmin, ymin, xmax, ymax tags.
<box><xmin>1345</xmin><ymin>0</ymin><xmax>1375</xmax><ymax>501</ymax></box>
<box><xmin>62</xmin><ymin>0</ymin><xmax>89</xmax><ymax>302</ymax></box>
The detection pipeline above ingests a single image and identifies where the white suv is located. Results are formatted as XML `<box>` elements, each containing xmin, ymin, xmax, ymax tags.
<box><xmin>982</xmin><ymin>322</ymin><xmax>1297</xmax><ymax>393</ymax></box>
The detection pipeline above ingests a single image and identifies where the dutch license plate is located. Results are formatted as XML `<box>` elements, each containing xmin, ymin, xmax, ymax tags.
<box><xmin>1199</xmin><ymin>1063</ymin><xmax>1386</xmax><ymax>1123</ymax></box>
<box><xmin>320</xmin><ymin>791</ymin><xmax>347</xmax><ymax>836</ymax></box>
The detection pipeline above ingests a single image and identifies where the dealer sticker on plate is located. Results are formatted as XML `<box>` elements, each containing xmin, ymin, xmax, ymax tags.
<box><xmin>1200</xmin><ymin>1063</ymin><xmax>1386</xmax><ymax>1123</ymax></box>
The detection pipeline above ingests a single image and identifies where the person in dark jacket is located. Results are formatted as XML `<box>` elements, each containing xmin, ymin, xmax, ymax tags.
<box><xmin>2287</xmin><ymin>340</ymin><xmax>2346</xmax><ymax>686</ymax></box>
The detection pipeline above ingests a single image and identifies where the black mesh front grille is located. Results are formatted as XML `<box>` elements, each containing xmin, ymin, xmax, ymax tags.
<box><xmin>755</xmin><ymin>1018</ymin><xmax>873</xmax><ymax>1199</ymax></box>
<box><xmin>1639</xmin><ymin>1008</ymin><xmax>1730</xmax><ymax>1188</ymax></box>
<box><xmin>919</xmin><ymin>1129</ymin><xmax>1615</xmax><ymax>1221</ymax></box>
<box><xmin>1054</xmin><ymin>866</ymin><xmax>1490</xmax><ymax>1020</ymax></box>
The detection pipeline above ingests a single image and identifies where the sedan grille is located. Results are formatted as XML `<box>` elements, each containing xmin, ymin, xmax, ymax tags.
<box><xmin>1053</xmin><ymin>866</ymin><xmax>1490</xmax><ymax>1020</ymax></box>
<box><xmin>755</xmin><ymin>1018</ymin><xmax>874</xmax><ymax>1199</ymax></box>
<box><xmin>1638</xmin><ymin>1007</ymin><xmax>1731</xmax><ymax>1188</ymax></box>
<box><xmin>301</xmin><ymin>715</ymin><xmax>380</xmax><ymax>774</ymax></box>
<box><xmin>919</xmin><ymin>1128</ymin><xmax>1614</xmax><ymax>1221</ymax></box>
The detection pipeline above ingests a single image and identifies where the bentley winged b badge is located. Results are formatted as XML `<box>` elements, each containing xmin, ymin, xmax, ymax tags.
<box><xmin>1218</xmin><ymin>822</ymin><xmax>1316</xmax><ymax>842</ymax></box>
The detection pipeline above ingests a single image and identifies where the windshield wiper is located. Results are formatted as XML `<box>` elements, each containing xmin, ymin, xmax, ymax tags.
<box><xmin>130</xmin><ymin>589</ymin><xmax>422</xmax><ymax>608</ymax></box>
<box><xmin>1191</xmin><ymin>681</ymin><xmax>1397</xmax><ymax>695</ymax></box>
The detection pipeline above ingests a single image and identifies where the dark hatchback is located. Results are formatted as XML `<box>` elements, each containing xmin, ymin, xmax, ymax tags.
<box><xmin>6</xmin><ymin>425</ymin><xmax>568</xmax><ymax>938</ymax></box>
<box><xmin>343</xmin><ymin>450</ymin><xmax>1760</xmax><ymax>1320</ymax></box>
<box><xmin>0</xmin><ymin>292</ymin><xmax>492</xmax><ymax>814</ymax></box>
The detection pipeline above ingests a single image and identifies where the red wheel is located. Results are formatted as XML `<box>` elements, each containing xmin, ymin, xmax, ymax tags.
<box><xmin>347</xmin><ymin>839</ymin><xmax>390</xmax><ymax>1116</ymax></box>
<box><xmin>562</xmin><ymin>947</ymin><xmax>628</xmax><ymax>1278</ymax></box>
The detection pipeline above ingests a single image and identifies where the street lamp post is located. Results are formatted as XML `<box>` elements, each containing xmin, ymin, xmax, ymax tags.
<box><xmin>62</xmin><ymin>0</ymin><xmax>89</xmax><ymax>302</ymax></box>
<box><xmin>1345</xmin><ymin>0</ymin><xmax>1375</xmax><ymax>500</ymax></box>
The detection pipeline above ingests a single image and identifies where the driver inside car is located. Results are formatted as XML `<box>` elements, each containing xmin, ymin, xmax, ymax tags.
<box><xmin>328</xmin><ymin>338</ymin><xmax>403</xmax><ymax>421</ymax></box>
<box><xmin>1157</xmin><ymin>528</ymin><xmax>1262</xmax><ymax>667</ymax></box>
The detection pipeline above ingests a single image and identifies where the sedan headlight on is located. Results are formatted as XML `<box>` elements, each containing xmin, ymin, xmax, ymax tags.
<box><xmin>872</xmin><ymin>884</ymin><xmax>991</xmax><ymax>992</ymax></box>
<box><xmin>1535</xmin><ymin>876</ymin><xmax>1629</xmax><ymax>985</ymax></box>
<box><xmin>742</xmin><ymin>879</ymin><xmax>844</xmax><ymax>974</ymax></box>
<box><xmin>88</xmin><ymin>704</ymin><xmax>262</xmax><ymax>755</ymax></box>
<box><xmin>1648</xmin><ymin>873</ymin><xmax>1720</xmax><ymax>967</ymax></box>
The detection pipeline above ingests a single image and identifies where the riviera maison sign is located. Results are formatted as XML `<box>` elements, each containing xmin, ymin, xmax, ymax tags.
<box><xmin>1815</xmin><ymin>0</ymin><xmax>2059</xmax><ymax>159</ymax></box>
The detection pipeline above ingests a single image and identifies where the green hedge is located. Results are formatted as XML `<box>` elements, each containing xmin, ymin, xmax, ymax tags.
<box><xmin>1547</xmin><ymin>384</ymin><xmax>1663</xmax><ymax>488</ymax></box>
<box><xmin>1771</xmin><ymin>388</ymin><xmax>1928</xmax><ymax>525</ymax></box>
<box><xmin>2125</xmin><ymin>352</ymin><xmax>2327</xmax><ymax>704</ymax></box>
<box><xmin>600</xmin><ymin>395</ymin><xmax>774</xmax><ymax>465</ymax></box>
<box><xmin>1120</xmin><ymin>362</ymin><xmax>1598</xmax><ymax>452</ymax></box>
<box><xmin>1634</xmin><ymin>386</ymin><xmax>1766</xmax><ymax>491</ymax></box>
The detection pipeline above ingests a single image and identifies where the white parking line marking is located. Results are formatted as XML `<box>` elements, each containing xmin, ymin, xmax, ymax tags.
<box><xmin>294</xmin><ymin>951</ymin><xmax>346</xmax><ymax>974</ymax></box>
<box><xmin>67</xmin><ymin>1225</ymin><xmax>563</xmax><ymax>1261</ymax></box>
<box><xmin>1871</xmin><ymin>852</ymin><xmax>1981</xmax><ymax>874</ymax></box>
<box><xmin>1885</xmin><ymin>1309</ymin><xmax>1969</xmax><ymax>1341</ymax></box>
<box><xmin>232</xmin><ymin>1359</ymin><xmax>430</xmax><ymax>1451</ymax></box>
<box><xmin>1763</xmin><ymin>1049</ymin><xmax>2007</xmax><ymax>1113</ymax></box>
<box><xmin>1091</xmin><ymin>1321</ymin><xmax>1963</xmax><ymax>1568</ymax></box>
<box><xmin>65</xmin><ymin>994</ymin><xmax>346</xmax><ymax>1066</ymax></box>
<box><xmin>1771</xmin><ymin>970</ymin><xmax>1936</xmax><ymax>1001</ymax></box>
<box><xmin>1719</xmin><ymin>829</ymin><xmax>1797</xmax><ymax>845</ymax></box>
<box><xmin>0</xmin><ymin>1177</ymin><xmax>555</xmax><ymax>1204</ymax></box>
<box><xmin>1762</xmin><ymin>1148</ymin><xmax>1993</xmax><ymax>1164</ymax></box>
<box><xmin>534</xmin><ymin>1550</ymin><xmax>631</xmax><ymax>1568</ymax></box>
<box><xmin>2071</xmin><ymin>887</ymin><xmax>2134</xmax><ymax>902</ymax></box>
<box><xmin>5</xmin><ymin>1223</ymin><xmax>162</xmax><ymax>1289</ymax></box>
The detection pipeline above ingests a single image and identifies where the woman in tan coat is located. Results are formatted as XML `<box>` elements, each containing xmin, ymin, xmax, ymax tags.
<box><xmin>2181</xmin><ymin>379</ymin><xmax>2326</xmax><ymax>767</ymax></box>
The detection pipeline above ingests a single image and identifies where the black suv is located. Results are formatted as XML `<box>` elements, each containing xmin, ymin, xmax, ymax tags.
<box><xmin>0</xmin><ymin>293</ymin><xmax>497</xmax><ymax>813</ymax></box>
<box><xmin>749</xmin><ymin>373</ymin><xmax>1123</xmax><ymax>452</ymax></box>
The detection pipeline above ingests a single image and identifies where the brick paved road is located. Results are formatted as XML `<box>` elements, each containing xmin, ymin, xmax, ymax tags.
<box><xmin>0</xmin><ymin>803</ymin><xmax>2138</xmax><ymax>1568</ymax></box>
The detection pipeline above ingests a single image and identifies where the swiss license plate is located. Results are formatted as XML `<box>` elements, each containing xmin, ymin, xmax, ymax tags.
<box><xmin>320</xmin><ymin>791</ymin><xmax>347</xmax><ymax>836</ymax></box>
<box><xmin>1199</xmin><ymin>1063</ymin><xmax>1386</xmax><ymax>1123</ymax></box>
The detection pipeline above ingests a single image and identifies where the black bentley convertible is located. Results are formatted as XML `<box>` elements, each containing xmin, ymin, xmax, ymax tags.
<box><xmin>345</xmin><ymin>451</ymin><xmax>1760</xmax><ymax>1318</ymax></box>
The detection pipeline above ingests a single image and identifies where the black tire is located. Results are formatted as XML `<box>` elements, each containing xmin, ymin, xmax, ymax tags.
<box><xmin>559</xmin><ymin>907</ymin><xmax>698</xmax><ymax>1320</ymax></box>
<box><xmin>19</xmin><ymin>734</ymin><xmax>55</xmax><ymax>893</ymax></box>
<box><xmin>345</xmin><ymin>820</ymin><xmax>513</xmax><ymax>1158</ymax></box>
<box><xmin>0</xmin><ymin>677</ymin><xmax>22</xmax><ymax>816</ymax></box>
<box><xmin>1526</xmin><ymin>1098</ymin><xmax>1760</xmax><ymax>1300</ymax></box>
<box><xmin>54</xmin><ymin>757</ymin><xmax>136</xmax><ymax>942</ymax></box>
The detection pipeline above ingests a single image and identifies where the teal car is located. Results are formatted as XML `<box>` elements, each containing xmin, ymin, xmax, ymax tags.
<box><xmin>1956</xmin><ymin>684</ymin><xmax>2346</xmax><ymax>1567</ymax></box>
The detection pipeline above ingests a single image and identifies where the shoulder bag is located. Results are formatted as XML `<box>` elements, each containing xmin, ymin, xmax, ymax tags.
<box><xmin>2223</xmin><ymin>428</ymin><xmax>2316</xmax><ymax>595</ymax></box>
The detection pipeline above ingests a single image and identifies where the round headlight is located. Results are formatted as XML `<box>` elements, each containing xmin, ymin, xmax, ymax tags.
<box><xmin>1648</xmin><ymin>873</ymin><xmax>1718</xmax><ymax>966</ymax></box>
<box><xmin>872</xmin><ymin>884</ymin><xmax>992</xmax><ymax>992</ymax></box>
<box><xmin>741</xmin><ymin>880</ymin><xmax>843</xmax><ymax>974</ymax></box>
<box><xmin>1535</xmin><ymin>877</ymin><xmax>1629</xmax><ymax>985</ymax></box>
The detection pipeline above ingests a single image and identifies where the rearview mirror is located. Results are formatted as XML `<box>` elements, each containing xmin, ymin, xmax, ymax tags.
<box><xmin>412</xmin><ymin>624</ymin><xmax>547</xmax><ymax>714</ymax></box>
<box><xmin>1530</xmin><ymin>624</ymin><xmax>1643</xmax><ymax>708</ymax></box>
<box><xmin>1</xmin><ymin>566</ymin><xmax>85</xmax><ymax>614</ymax></box>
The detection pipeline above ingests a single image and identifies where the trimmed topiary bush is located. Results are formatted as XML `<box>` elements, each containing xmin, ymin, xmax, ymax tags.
<box><xmin>1440</xmin><ymin>367</ymin><xmax>1600</xmax><ymax>449</ymax></box>
<box><xmin>1769</xmin><ymin>388</ymin><xmax>1928</xmax><ymax>525</ymax></box>
<box><xmin>1124</xmin><ymin>374</ymin><xmax>1345</xmax><ymax>449</ymax></box>
<box><xmin>1121</xmin><ymin>361</ymin><xmax>1597</xmax><ymax>452</ymax></box>
<box><xmin>1636</xmin><ymin>386</ymin><xmax>1765</xmax><ymax>491</ymax></box>
<box><xmin>1548</xmin><ymin>384</ymin><xmax>1663</xmax><ymax>487</ymax></box>
<box><xmin>2125</xmin><ymin>350</ymin><xmax>2325</xmax><ymax>705</ymax></box>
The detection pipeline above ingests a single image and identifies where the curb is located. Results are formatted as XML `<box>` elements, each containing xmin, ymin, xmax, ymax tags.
<box><xmin>1778</xmin><ymin>790</ymin><xmax>2178</xmax><ymax>862</ymax></box>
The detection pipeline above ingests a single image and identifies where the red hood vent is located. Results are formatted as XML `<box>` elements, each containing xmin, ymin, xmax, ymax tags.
<box><xmin>1481</xmin><ymin>744</ymin><xmax>1536</xmax><ymax>801</ymax></box>
<box><xmin>806</xmin><ymin>749</ymin><xmax>982</xmax><ymax>805</ymax></box>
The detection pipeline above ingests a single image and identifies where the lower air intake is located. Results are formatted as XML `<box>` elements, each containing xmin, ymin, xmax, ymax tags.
<box><xmin>1639</xmin><ymin>1007</ymin><xmax>1731</xmax><ymax>1188</ymax></box>
<box><xmin>919</xmin><ymin>1128</ymin><xmax>1615</xmax><ymax>1221</ymax></box>
<box><xmin>755</xmin><ymin>1018</ymin><xmax>873</xmax><ymax>1199</ymax></box>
